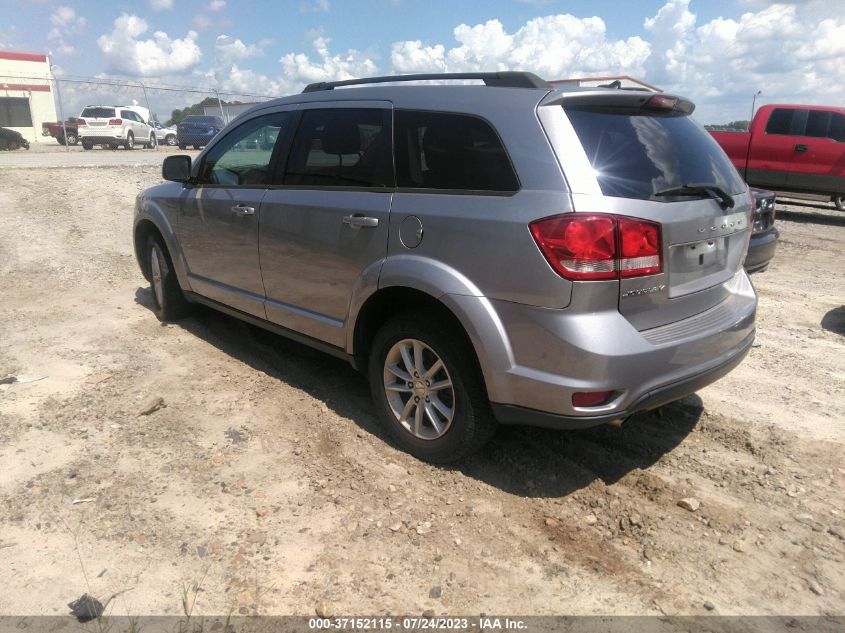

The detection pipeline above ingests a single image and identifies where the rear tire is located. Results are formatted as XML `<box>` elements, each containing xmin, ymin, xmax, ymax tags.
<box><xmin>178</xmin><ymin>144</ymin><xmax>187</xmax><ymax>150</ymax></box>
<box><xmin>145</xmin><ymin>234</ymin><xmax>192</xmax><ymax>322</ymax></box>
<box><xmin>367</xmin><ymin>314</ymin><xmax>496</xmax><ymax>463</ymax></box>
<box><xmin>66</xmin><ymin>132</ymin><xmax>78</xmax><ymax>145</ymax></box>
<box><xmin>834</xmin><ymin>195</ymin><xmax>845</xmax><ymax>211</ymax></box>
<box><xmin>82</xmin><ymin>141</ymin><xmax>93</xmax><ymax>150</ymax></box>
<box><xmin>124</xmin><ymin>132</ymin><xmax>134</xmax><ymax>150</ymax></box>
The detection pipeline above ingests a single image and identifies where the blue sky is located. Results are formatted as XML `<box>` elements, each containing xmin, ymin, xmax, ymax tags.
<box><xmin>1</xmin><ymin>0</ymin><xmax>843</xmax><ymax>123</ymax></box>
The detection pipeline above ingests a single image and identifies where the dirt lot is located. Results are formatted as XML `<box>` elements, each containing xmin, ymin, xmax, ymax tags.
<box><xmin>0</xmin><ymin>157</ymin><xmax>843</xmax><ymax>618</ymax></box>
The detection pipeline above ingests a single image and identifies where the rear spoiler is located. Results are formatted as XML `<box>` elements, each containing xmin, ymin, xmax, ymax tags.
<box><xmin>542</xmin><ymin>89</ymin><xmax>695</xmax><ymax>114</ymax></box>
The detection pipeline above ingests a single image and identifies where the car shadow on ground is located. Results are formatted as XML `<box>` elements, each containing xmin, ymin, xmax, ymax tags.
<box><xmin>776</xmin><ymin>205</ymin><xmax>845</xmax><ymax>228</ymax></box>
<box><xmin>821</xmin><ymin>306</ymin><xmax>845</xmax><ymax>336</ymax></box>
<box><xmin>135</xmin><ymin>288</ymin><xmax>702</xmax><ymax>499</ymax></box>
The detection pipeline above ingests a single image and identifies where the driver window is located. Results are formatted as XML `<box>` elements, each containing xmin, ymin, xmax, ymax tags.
<box><xmin>198</xmin><ymin>112</ymin><xmax>292</xmax><ymax>186</ymax></box>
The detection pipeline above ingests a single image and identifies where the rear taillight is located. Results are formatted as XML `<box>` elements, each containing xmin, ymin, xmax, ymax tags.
<box><xmin>529</xmin><ymin>213</ymin><xmax>662</xmax><ymax>281</ymax></box>
<box><xmin>108</xmin><ymin>118</ymin><xmax>122</xmax><ymax>125</ymax></box>
<box><xmin>76</xmin><ymin>118</ymin><xmax>86</xmax><ymax>126</ymax></box>
<box><xmin>618</xmin><ymin>218</ymin><xmax>661</xmax><ymax>277</ymax></box>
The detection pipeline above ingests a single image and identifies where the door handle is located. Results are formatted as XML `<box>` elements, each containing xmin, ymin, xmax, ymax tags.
<box><xmin>794</xmin><ymin>144</ymin><xmax>808</xmax><ymax>152</ymax></box>
<box><xmin>231</xmin><ymin>204</ymin><xmax>255</xmax><ymax>216</ymax></box>
<box><xmin>342</xmin><ymin>215</ymin><xmax>379</xmax><ymax>229</ymax></box>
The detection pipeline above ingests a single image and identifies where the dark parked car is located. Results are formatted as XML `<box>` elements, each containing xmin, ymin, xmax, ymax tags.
<box><xmin>0</xmin><ymin>127</ymin><xmax>30</xmax><ymax>150</ymax></box>
<box><xmin>177</xmin><ymin>115</ymin><xmax>224</xmax><ymax>149</ymax></box>
<box><xmin>745</xmin><ymin>188</ymin><xmax>779</xmax><ymax>273</ymax></box>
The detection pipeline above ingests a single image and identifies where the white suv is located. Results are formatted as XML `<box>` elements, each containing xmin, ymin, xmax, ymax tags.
<box><xmin>78</xmin><ymin>105</ymin><xmax>156</xmax><ymax>150</ymax></box>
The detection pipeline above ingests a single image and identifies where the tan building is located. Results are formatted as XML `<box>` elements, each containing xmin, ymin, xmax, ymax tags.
<box><xmin>0</xmin><ymin>51</ymin><xmax>59</xmax><ymax>143</ymax></box>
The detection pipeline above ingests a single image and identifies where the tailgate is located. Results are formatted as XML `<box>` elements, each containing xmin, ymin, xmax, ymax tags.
<box><xmin>559</xmin><ymin>94</ymin><xmax>751</xmax><ymax>330</ymax></box>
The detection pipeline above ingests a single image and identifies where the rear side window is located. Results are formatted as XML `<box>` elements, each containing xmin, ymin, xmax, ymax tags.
<box><xmin>81</xmin><ymin>107</ymin><xmax>115</xmax><ymax>119</ymax></box>
<box><xmin>806</xmin><ymin>110</ymin><xmax>845</xmax><ymax>141</ymax></box>
<box><xmin>394</xmin><ymin>110</ymin><xmax>518</xmax><ymax>192</ymax></box>
<box><xmin>284</xmin><ymin>108</ymin><xmax>392</xmax><ymax>188</ymax></box>
<box><xmin>566</xmin><ymin>107</ymin><xmax>745</xmax><ymax>201</ymax></box>
<box><xmin>765</xmin><ymin>108</ymin><xmax>795</xmax><ymax>135</ymax></box>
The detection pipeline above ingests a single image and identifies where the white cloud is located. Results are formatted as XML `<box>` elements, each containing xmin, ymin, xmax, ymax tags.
<box><xmin>642</xmin><ymin>0</ymin><xmax>845</xmax><ymax>121</ymax></box>
<box><xmin>300</xmin><ymin>0</ymin><xmax>330</xmax><ymax>13</ymax></box>
<box><xmin>391</xmin><ymin>15</ymin><xmax>649</xmax><ymax>78</ymax></box>
<box><xmin>48</xmin><ymin>6</ymin><xmax>86</xmax><ymax>56</ymax></box>
<box><xmin>207</xmin><ymin>0</ymin><xmax>226</xmax><ymax>11</ymax></box>
<box><xmin>148</xmin><ymin>0</ymin><xmax>173</xmax><ymax>11</ymax></box>
<box><xmin>96</xmin><ymin>14</ymin><xmax>202</xmax><ymax>76</ymax></box>
<box><xmin>279</xmin><ymin>34</ymin><xmax>377</xmax><ymax>87</ymax></box>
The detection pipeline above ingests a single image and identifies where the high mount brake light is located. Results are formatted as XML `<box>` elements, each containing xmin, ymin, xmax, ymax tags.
<box><xmin>645</xmin><ymin>94</ymin><xmax>679</xmax><ymax>110</ymax></box>
<box><xmin>529</xmin><ymin>214</ymin><xmax>662</xmax><ymax>281</ymax></box>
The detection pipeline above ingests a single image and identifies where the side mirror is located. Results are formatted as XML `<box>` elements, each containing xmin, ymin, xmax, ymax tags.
<box><xmin>163</xmin><ymin>155</ymin><xmax>191</xmax><ymax>182</ymax></box>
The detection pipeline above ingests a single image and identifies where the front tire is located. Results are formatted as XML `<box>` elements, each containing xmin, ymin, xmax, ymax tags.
<box><xmin>368</xmin><ymin>315</ymin><xmax>496</xmax><ymax>463</ymax></box>
<box><xmin>66</xmin><ymin>132</ymin><xmax>78</xmax><ymax>145</ymax></box>
<box><xmin>145</xmin><ymin>234</ymin><xmax>192</xmax><ymax>322</ymax></box>
<box><xmin>834</xmin><ymin>195</ymin><xmax>845</xmax><ymax>211</ymax></box>
<box><xmin>165</xmin><ymin>134</ymin><xmax>177</xmax><ymax>146</ymax></box>
<box><xmin>82</xmin><ymin>141</ymin><xmax>93</xmax><ymax>150</ymax></box>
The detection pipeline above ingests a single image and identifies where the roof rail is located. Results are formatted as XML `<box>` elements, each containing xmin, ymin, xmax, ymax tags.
<box><xmin>302</xmin><ymin>71</ymin><xmax>550</xmax><ymax>93</ymax></box>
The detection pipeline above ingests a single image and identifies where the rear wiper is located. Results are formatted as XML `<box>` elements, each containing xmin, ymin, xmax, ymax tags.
<box><xmin>654</xmin><ymin>183</ymin><xmax>735</xmax><ymax>209</ymax></box>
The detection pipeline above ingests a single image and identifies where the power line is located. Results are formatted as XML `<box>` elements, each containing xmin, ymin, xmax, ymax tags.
<box><xmin>0</xmin><ymin>73</ymin><xmax>282</xmax><ymax>101</ymax></box>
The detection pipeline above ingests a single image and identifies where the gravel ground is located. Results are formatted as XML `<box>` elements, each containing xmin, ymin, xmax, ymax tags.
<box><xmin>0</xmin><ymin>157</ymin><xmax>843</xmax><ymax>617</ymax></box>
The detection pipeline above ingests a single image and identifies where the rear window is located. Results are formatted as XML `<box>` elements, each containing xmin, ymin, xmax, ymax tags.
<box><xmin>81</xmin><ymin>107</ymin><xmax>115</xmax><ymax>119</ymax></box>
<box><xmin>565</xmin><ymin>107</ymin><xmax>745</xmax><ymax>201</ymax></box>
<box><xmin>183</xmin><ymin>116</ymin><xmax>219</xmax><ymax>125</ymax></box>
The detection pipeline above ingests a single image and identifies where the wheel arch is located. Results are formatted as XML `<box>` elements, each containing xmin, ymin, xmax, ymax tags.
<box><xmin>349</xmin><ymin>259</ymin><xmax>517</xmax><ymax>404</ymax></box>
<box><xmin>133</xmin><ymin>208</ymin><xmax>191</xmax><ymax>291</ymax></box>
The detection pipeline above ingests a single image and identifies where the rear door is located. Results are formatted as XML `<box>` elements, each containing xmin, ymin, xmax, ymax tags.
<box><xmin>79</xmin><ymin>106</ymin><xmax>116</xmax><ymax>132</ymax></box>
<box><xmin>176</xmin><ymin>111</ymin><xmax>296</xmax><ymax>317</ymax></box>
<box><xmin>785</xmin><ymin>109</ymin><xmax>845</xmax><ymax>195</ymax></box>
<box><xmin>559</xmin><ymin>97</ymin><xmax>751</xmax><ymax>330</ymax></box>
<box><xmin>258</xmin><ymin>103</ymin><xmax>393</xmax><ymax>348</ymax></box>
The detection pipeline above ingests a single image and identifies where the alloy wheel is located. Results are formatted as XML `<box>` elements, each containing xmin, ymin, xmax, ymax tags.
<box><xmin>150</xmin><ymin>245</ymin><xmax>164</xmax><ymax>308</ymax></box>
<box><xmin>383</xmin><ymin>338</ymin><xmax>455</xmax><ymax>440</ymax></box>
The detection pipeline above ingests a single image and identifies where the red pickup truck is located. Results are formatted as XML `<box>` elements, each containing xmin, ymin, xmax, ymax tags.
<box><xmin>710</xmin><ymin>104</ymin><xmax>845</xmax><ymax>210</ymax></box>
<box><xmin>41</xmin><ymin>120</ymin><xmax>80</xmax><ymax>146</ymax></box>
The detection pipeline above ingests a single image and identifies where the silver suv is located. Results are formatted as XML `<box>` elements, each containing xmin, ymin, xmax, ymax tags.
<box><xmin>133</xmin><ymin>72</ymin><xmax>756</xmax><ymax>462</ymax></box>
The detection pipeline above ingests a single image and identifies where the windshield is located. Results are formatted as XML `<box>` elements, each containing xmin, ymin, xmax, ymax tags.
<box><xmin>81</xmin><ymin>107</ymin><xmax>116</xmax><ymax>119</ymax></box>
<box><xmin>565</xmin><ymin>107</ymin><xmax>746</xmax><ymax>201</ymax></box>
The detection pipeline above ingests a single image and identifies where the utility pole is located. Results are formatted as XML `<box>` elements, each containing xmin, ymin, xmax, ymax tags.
<box><xmin>137</xmin><ymin>80</ymin><xmax>155</xmax><ymax>146</ymax></box>
<box><xmin>48</xmin><ymin>53</ymin><xmax>69</xmax><ymax>153</ymax></box>
<box><xmin>213</xmin><ymin>89</ymin><xmax>227</xmax><ymax>124</ymax></box>
<box><xmin>750</xmin><ymin>90</ymin><xmax>762</xmax><ymax>129</ymax></box>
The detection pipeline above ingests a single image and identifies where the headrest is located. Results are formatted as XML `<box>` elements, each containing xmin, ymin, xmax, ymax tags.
<box><xmin>322</xmin><ymin>117</ymin><xmax>360</xmax><ymax>155</ymax></box>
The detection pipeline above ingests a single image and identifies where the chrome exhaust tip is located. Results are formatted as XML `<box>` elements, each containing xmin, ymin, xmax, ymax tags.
<box><xmin>606</xmin><ymin>417</ymin><xmax>629</xmax><ymax>427</ymax></box>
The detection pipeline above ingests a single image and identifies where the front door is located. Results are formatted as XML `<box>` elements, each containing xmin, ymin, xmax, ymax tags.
<box><xmin>259</xmin><ymin>104</ymin><xmax>394</xmax><ymax>347</ymax></box>
<box><xmin>177</xmin><ymin>111</ymin><xmax>295</xmax><ymax>317</ymax></box>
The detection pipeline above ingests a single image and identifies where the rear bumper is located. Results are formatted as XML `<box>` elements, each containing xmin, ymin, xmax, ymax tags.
<box><xmin>448</xmin><ymin>269</ymin><xmax>757</xmax><ymax>429</ymax></box>
<box><xmin>177</xmin><ymin>133</ymin><xmax>215</xmax><ymax>146</ymax></box>
<box><xmin>744</xmin><ymin>227</ymin><xmax>779</xmax><ymax>272</ymax></box>
<box><xmin>79</xmin><ymin>134</ymin><xmax>124</xmax><ymax>144</ymax></box>
<box><xmin>491</xmin><ymin>330</ymin><xmax>753</xmax><ymax>428</ymax></box>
